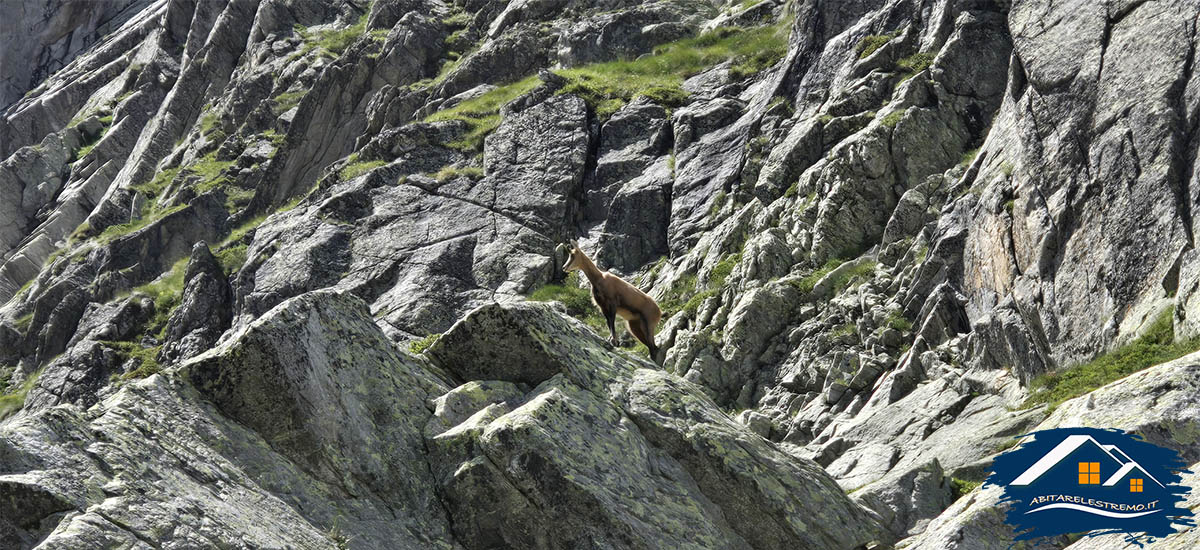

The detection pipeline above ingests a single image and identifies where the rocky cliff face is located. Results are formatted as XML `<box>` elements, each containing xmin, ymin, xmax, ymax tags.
<box><xmin>2</xmin><ymin>0</ymin><xmax>1200</xmax><ymax>548</ymax></box>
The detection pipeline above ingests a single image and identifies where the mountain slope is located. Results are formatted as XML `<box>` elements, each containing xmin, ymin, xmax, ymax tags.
<box><xmin>2</xmin><ymin>0</ymin><xmax>1200</xmax><ymax>548</ymax></box>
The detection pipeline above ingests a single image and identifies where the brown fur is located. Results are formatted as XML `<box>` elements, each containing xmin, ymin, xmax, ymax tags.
<box><xmin>561</xmin><ymin>241</ymin><xmax>662</xmax><ymax>363</ymax></box>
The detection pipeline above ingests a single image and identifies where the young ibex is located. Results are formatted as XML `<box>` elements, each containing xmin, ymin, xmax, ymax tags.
<box><xmin>558</xmin><ymin>241</ymin><xmax>662</xmax><ymax>362</ymax></box>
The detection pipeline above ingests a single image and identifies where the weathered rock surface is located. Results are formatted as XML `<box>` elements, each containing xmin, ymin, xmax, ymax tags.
<box><xmin>2</xmin><ymin>0</ymin><xmax>1200</xmax><ymax>547</ymax></box>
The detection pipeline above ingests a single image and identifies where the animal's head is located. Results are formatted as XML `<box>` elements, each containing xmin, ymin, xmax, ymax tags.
<box><xmin>558</xmin><ymin>240</ymin><xmax>583</xmax><ymax>272</ymax></box>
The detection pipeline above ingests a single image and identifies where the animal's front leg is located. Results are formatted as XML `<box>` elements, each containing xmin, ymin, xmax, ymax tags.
<box><xmin>605</xmin><ymin>312</ymin><xmax>618</xmax><ymax>346</ymax></box>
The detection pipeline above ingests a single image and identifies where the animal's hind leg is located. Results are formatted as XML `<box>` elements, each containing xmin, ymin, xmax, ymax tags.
<box><xmin>628</xmin><ymin>317</ymin><xmax>658</xmax><ymax>359</ymax></box>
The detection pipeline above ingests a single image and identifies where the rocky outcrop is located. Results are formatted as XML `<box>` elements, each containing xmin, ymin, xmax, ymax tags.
<box><xmin>2</xmin><ymin>291</ymin><xmax>889</xmax><ymax>550</ymax></box>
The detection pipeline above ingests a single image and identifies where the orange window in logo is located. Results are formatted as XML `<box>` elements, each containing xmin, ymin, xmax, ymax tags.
<box><xmin>1131</xmin><ymin>478</ymin><xmax>1143</xmax><ymax>492</ymax></box>
<box><xmin>1078</xmin><ymin>462</ymin><xmax>1100</xmax><ymax>484</ymax></box>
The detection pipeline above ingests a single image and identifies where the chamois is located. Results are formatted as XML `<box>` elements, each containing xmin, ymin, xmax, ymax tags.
<box><xmin>558</xmin><ymin>241</ymin><xmax>662</xmax><ymax>363</ymax></box>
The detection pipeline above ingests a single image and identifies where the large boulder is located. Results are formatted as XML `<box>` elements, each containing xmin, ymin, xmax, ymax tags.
<box><xmin>427</xmin><ymin>301</ymin><xmax>891</xmax><ymax>550</ymax></box>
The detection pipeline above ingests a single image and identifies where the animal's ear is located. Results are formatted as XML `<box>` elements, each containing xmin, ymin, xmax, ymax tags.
<box><xmin>570</xmin><ymin>240</ymin><xmax>579</xmax><ymax>250</ymax></box>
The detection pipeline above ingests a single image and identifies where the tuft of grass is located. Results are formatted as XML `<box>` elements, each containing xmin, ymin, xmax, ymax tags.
<box><xmin>959</xmin><ymin>147</ymin><xmax>980</xmax><ymax>167</ymax></box>
<box><xmin>709</xmin><ymin>190</ymin><xmax>728</xmax><ymax>218</ymax></box>
<box><xmin>425</xmin><ymin>76</ymin><xmax>541</xmax><ymax>151</ymax></box>
<box><xmin>829</xmin><ymin>260</ymin><xmax>876</xmax><ymax>294</ymax></box>
<box><xmin>132</xmin><ymin>258</ymin><xmax>189</xmax><ymax>341</ymax></box>
<box><xmin>897</xmin><ymin>52</ymin><xmax>934</xmax><ymax>78</ymax></box>
<box><xmin>557</xmin><ymin>22</ymin><xmax>789</xmax><ymax>119</ymax></box>
<box><xmin>295</xmin><ymin>13</ymin><xmax>368</xmax><ymax>57</ymax></box>
<box><xmin>856</xmin><ymin>33</ymin><xmax>897</xmax><ymax>59</ymax></box>
<box><xmin>94</xmin><ymin>204</ymin><xmax>187</xmax><ymax>244</ymax></box>
<box><xmin>433</xmin><ymin>165</ymin><xmax>484</xmax><ymax>183</ymax></box>
<box><xmin>409</xmin><ymin>334</ymin><xmax>440</xmax><ymax>354</ymax></box>
<box><xmin>103</xmin><ymin>341</ymin><xmax>162</xmax><ymax>381</ymax></box>
<box><xmin>272</xmin><ymin>89</ymin><xmax>307</xmax><ymax>115</ymax></box>
<box><xmin>199</xmin><ymin>111</ymin><xmax>219</xmax><ymax>135</ymax></box>
<box><xmin>951</xmin><ymin>478</ymin><xmax>981</xmax><ymax>500</ymax></box>
<box><xmin>661</xmin><ymin>253</ymin><xmax>740</xmax><ymax>319</ymax></box>
<box><xmin>881</xmin><ymin>110</ymin><xmax>905</xmax><ymax>129</ymax></box>
<box><xmin>1000</xmin><ymin>161</ymin><xmax>1014</xmax><ymax>177</ymax></box>
<box><xmin>0</xmin><ymin>369</ymin><xmax>42</xmax><ymax>421</ymax></box>
<box><xmin>886</xmin><ymin>310</ymin><xmax>913</xmax><ymax>332</ymax></box>
<box><xmin>529</xmin><ymin>272</ymin><xmax>609</xmax><ymax>336</ymax></box>
<box><xmin>1022</xmin><ymin>309</ymin><xmax>1200</xmax><ymax>412</ymax></box>
<box><xmin>790</xmin><ymin>258</ymin><xmax>844</xmax><ymax>293</ymax></box>
<box><xmin>339</xmin><ymin>159</ymin><xmax>387</xmax><ymax>181</ymax></box>
<box><xmin>215</xmin><ymin>244</ymin><xmax>248</xmax><ymax>275</ymax></box>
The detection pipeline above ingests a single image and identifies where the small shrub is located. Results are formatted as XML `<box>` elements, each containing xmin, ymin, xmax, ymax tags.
<box><xmin>409</xmin><ymin>334</ymin><xmax>440</xmax><ymax>354</ymax></box>
<box><xmin>951</xmin><ymin>478</ymin><xmax>981</xmax><ymax>500</ymax></box>
<box><xmin>897</xmin><ymin>52</ymin><xmax>934</xmax><ymax>77</ymax></box>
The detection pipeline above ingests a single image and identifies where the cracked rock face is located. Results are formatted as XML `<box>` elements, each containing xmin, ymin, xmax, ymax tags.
<box><xmin>2</xmin><ymin>0</ymin><xmax>1200</xmax><ymax>548</ymax></box>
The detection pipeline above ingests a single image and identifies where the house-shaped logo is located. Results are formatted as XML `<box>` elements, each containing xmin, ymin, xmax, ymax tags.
<box><xmin>1010</xmin><ymin>434</ymin><xmax>1164</xmax><ymax>497</ymax></box>
<box><xmin>987</xmin><ymin>427</ymin><xmax>1193</xmax><ymax>542</ymax></box>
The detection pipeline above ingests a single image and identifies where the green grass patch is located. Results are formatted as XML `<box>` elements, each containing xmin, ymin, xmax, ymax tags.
<box><xmin>215</xmin><ymin>244</ymin><xmax>248</xmax><ymax>275</ymax></box>
<box><xmin>881</xmin><ymin>110</ymin><xmax>904</xmax><ymax>128</ymax></box>
<box><xmin>790</xmin><ymin>258</ymin><xmax>845</xmax><ymax>293</ymax></box>
<box><xmin>0</xmin><ymin>369</ymin><xmax>41</xmax><ymax>421</ymax></box>
<box><xmin>959</xmin><ymin>147</ymin><xmax>980</xmax><ymax>167</ymax></box>
<box><xmin>1022</xmin><ymin>309</ymin><xmax>1200</xmax><ymax>412</ymax></box>
<box><xmin>94</xmin><ymin>204</ymin><xmax>187</xmax><ymax>244</ymax></box>
<box><xmin>886</xmin><ymin>310</ymin><xmax>913</xmax><ymax>332</ymax></box>
<box><xmin>433</xmin><ymin>165</ymin><xmax>484</xmax><ymax>183</ymax></box>
<box><xmin>339</xmin><ymin>159</ymin><xmax>387</xmax><ymax>181</ymax></box>
<box><xmin>103</xmin><ymin>341</ymin><xmax>163</xmax><ymax>381</ymax></box>
<box><xmin>659</xmin><ymin>253</ymin><xmax>741</xmax><ymax>319</ymax></box>
<box><xmin>199</xmin><ymin>111</ymin><xmax>219</xmax><ymax>135</ymax></box>
<box><xmin>295</xmin><ymin>13</ymin><xmax>368</xmax><ymax>57</ymax></box>
<box><xmin>425</xmin><ymin>22</ymin><xmax>788</xmax><ymax>148</ymax></box>
<box><xmin>829</xmin><ymin>260</ymin><xmax>876</xmax><ymax>294</ymax></box>
<box><xmin>897</xmin><ymin>52</ymin><xmax>934</xmax><ymax>78</ymax></box>
<box><xmin>833</xmin><ymin>323</ymin><xmax>857</xmax><ymax>338</ymax></box>
<box><xmin>951</xmin><ymin>478</ymin><xmax>981</xmax><ymax>500</ymax></box>
<box><xmin>557</xmin><ymin>22</ymin><xmax>789</xmax><ymax>119</ymax></box>
<box><xmin>425</xmin><ymin>75</ymin><xmax>541</xmax><ymax>151</ymax></box>
<box><xmin>409</xmin><ymin>333</ymin><xmax>440</xmax><ymax>354</ymax></box>
<box><xmin>528</xmin><ymin>272</ymin><xmax>610</xmax><ymax>336</ymax></box>
<box><xmin>856</xmin><ymin>32</ymin><xmax>897</xmax><ymax>59</ymax></box>
<box><xmin>272</xmin><ymin>89</ymin><xmax>307</xmax><ymax>115</ymax></box>
<box><xmin>132</xmin><ymin>258</ymin><xmax>189</xmax><ymax>340</ymax></box>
